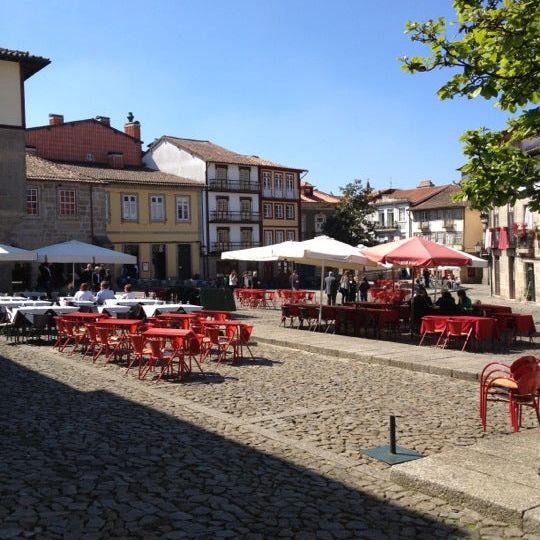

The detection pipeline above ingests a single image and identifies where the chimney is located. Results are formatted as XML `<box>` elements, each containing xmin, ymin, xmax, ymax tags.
<box><xmin>49</xmin><ymin>113</ymin><xmax>64</xmax><ymax>126</ymax></box>
<box><xmin>95</xmin><ymin>115</ymin><xmax>111</xmax><ymax>126</ymax></box>
<box><xmin>108</xmin><ymin>152</ymin><xmax>124</xmax><ymax>169</ymax></box>
<box><xmin>417</xmin><ymin>179</ymin><xmax>435</xmax><ymax>188</ymax></box>
<box><xmin>124</xmin><ymin>112</ymin><xmax>141</xmax><ymax>141</ymax></box>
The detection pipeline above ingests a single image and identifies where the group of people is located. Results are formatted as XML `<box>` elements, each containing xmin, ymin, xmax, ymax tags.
<box><xmin>419</xmin><ymin>269</ymin><xmax>460</xmax><ymax>290</ymax></box>
<box><xmin>324</xmin><ymin>271</ymin><xmax>371</xmax><ymax>305</ymax></box>
<box><xmin>227</xmin><ymin>270</ymin><xmax>261</xmax><ymax>289</ymax></box>
<box><xmin>411</xmin><ymin>286</ymin><xmax>474</xmax><ymax>332</ymax></box>
<box><xmin>73</xmin><ymin>281</ymin><xmax>135</xmax><ymax>305</ymax></box>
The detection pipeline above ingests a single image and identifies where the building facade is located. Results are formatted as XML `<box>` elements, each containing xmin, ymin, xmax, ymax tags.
<box><xmin>0</xmin><ymin>48</ymin><xmax>49</xmax><ymax>290</ymax></box>
<box><xmin>488</xmin><ymin>135</ymin><xmax>540</xmax><ymax>301</ymax></box>
<box><xmin>410</xmin><ymin>184</ymin><xmax>484</xmax><ymax>283</ymax></box>
<box><xmin>299</xmin><ymin>181</ymin><xmax>340</xmax><ymax>240</ymax></box>
<box><xmin>25</xmin><ymin>115</ymin><xmax>202</xmax><ymax>281</ymax></box>
<box><xmin>144</xmin><ymin>136</ymin><xmax>304</xmax><ymax>281</ymax></box>
<box><xmin>370</xmin><ymin>180</ymin><xmax>448</xmax><ymax>242</ymax></box>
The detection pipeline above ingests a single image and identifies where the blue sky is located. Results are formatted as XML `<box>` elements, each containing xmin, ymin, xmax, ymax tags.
<box><xmin>4</xmin><ymin>0</ymin><xmax>508</xmax><ymax>193</ymax></box>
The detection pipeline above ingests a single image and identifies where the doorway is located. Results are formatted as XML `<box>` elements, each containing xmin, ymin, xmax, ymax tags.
<box><xmin>494</xmin><ymin>256</ymin><xmax>500</xmax><ymax>295</ymax></box>
<box><xmin>152</xmin><ymin>244</ymin><xmax>167</xmax><ymax>280</ymax></box>
<box><xmin>177</xmin><ymin>244</ymin><xmax>192</xmax><ymax>281</ymax></box>
<box><xmin>508</xmin><ymin>256</ymin><xmax>515</xmax><ymax>299</ymax></box>
<box><xmin>525</xmin><ymin>263</ymin><xmax>535</xmax><ymax>301</ymax></box>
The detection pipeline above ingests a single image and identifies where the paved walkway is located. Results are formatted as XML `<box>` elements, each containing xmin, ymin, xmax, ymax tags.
<box><xmin>0</xmin><ymin>283</ymin><xmax>538</xmax><ymax>539</ymax></box>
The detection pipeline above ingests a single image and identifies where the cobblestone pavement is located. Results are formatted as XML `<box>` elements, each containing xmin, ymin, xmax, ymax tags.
<box><xmin>1</xmin><ymin>332</ymin><xmax>538</xmax><ymax>539</ymax></box>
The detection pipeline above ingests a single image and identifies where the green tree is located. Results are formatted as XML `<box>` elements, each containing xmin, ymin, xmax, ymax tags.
<box><xmin>401</xmin><ymin>0</ymin><xmax>540</xmax><ymax>210</ymax></box>
<box><xmin>322</xmin><ymin>178</ymin><xmax>378</xmax><ymax>246</ymax></box>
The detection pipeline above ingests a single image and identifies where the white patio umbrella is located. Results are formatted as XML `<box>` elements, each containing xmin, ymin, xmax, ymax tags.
<box><xmin>35</xmin><ymin>240</ymin><xmax>137</xmax><ymax>287</ymax></box>
<box><xmin>0</xmin><ymin>244</ymin><xmax>37</xmax><ymax>262</ymax></box>
<box><xmin>220</xmin><ymin>241</ymin><xmax>294</xmax><ymax>262</ymax></box>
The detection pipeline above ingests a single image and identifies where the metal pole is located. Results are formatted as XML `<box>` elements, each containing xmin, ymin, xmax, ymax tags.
<box><xmin>389</xmin><ymin>415</ymin><xmax>396</xmax><ymax>454</ymax></box>
<box><xmin>318</xmin><ymin>263</ymin><xmax>325</xmax><ymax>329</ymax></box>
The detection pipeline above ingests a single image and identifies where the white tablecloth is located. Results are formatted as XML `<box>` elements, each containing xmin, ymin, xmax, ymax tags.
<box><xmin>141</xmin><ymin>303</ymin><xmax>203</xmax><ymax>318</ymax></box>
<box><xmin>0</xmin><ymin>300</ymin><xmax>53</xmax><ymax>312</ymax></box>
<box><xmin>8</xmin><ymin>305</ymin><xmax>79</xmax><ymax>323</ymax></box>
<box><xmin>112</xmin><ymin>298</ymin><xmax>164</xmax><ymax>306</ymax></box>
<box><xmin>97</xmin><ymin>305</ymin><xmax>131</xmax><ymax>317</ymax></box>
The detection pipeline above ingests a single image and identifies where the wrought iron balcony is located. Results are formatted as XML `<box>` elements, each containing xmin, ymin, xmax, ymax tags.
<box><xmin>209</xmin><ymin>211</ymin><xmax>260</xmax><ymax>223</ymax></box>
<box><xmin>375</xmin><ymin>223</ymin><xmax>398</xmax><ymax>232</ymax></box>
<box><xmin>208</xmin><ymin>179</ymin><xmax>259</xmax><ymax>192</ymax></box>
<box><xmin>210</xmin><ymin>241</ymin><xmax>260</xmax><ymax>253</ymax></box>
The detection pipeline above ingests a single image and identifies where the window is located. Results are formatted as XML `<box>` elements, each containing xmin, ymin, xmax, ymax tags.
<box><xmin>315</xmin><ymin>214</ymin><xmax>326</xmax><ymax>232</ymax></box>
<box><xmin>398</xmin><ymin>207</ymin><xmax>406</xmax><ymax>222</ymax></box>
<box><xmin>446</xmin><ymin>232</ymin><xmax>455</xmax><ymax>245</ymax></box>
<box><xmin>58</xmin><ymin>189</ymin><xmax>76</xmax><ymax>216</ymax></box>
<box><xmin>435</xmin><ymin>231</ymin><xmax>445</xmax><ymax>243</ymax></box>
<box><xmin>454</xmin><ymin>232</ymin><xmax>463</xmax><ymax>245</ymax></box>
<box><xmin>275</xmin><ymin>230</ymin><xmax>285</xmax><ymax>243</ymax></box>
<box><xmin>240</xmin><ymin>227</ymin><xmax>252</xmax><ymax>246</ymax></box>
<box><xmin>240</xmin><ymin>198</ymin><xmax>252</xmax><ymax>219</ymax></box>
<box><xmin>262</xmin><ymin>171</ymin><xmax>272</xmax><ymax>193</ymax></box>
<box><xmin>421</xmin><ymin>211</ymin><xmax>429</xmax><ymax>222</ymax></box>
<box><xmin>216</xmin><ymin>196</ymin><xmax>229</xmax><ymax>218</ymax></box>
<box><xmin>122</xmin><ymin>194</ymin><xmax>138</xmax><ymax>221</ymax></box>
<box><xmin>286</xmin><ymin>230</ymin><xmax>295</xmax><ymax>241</ymax></box>
<box><xmin>378</xmin><ymin>211</ymin><xmax>385</xmax><ymax>226</ymax></box>
<box><xmin>275</xmin><ymin>203</ymin><xmax>284</xmax><ymax>219</ymax></box>
<box><xmin>387</xmin><ymin>211</ymin><xmax>395</xmax><ymax>227</ymax></box>
<box><xmin>285</xmin><ymin>173</ymin><xmax>295</xmax><ymax>192</ymax></box>
<box><xmin>150</xmin><ymin>195</ymin><xmax>165</xmax><ymax>221</ymax></box>
<box><xmin>26</xmin><ymin>188</ymin><xmax>38</xmax><ymax>215</ymax></box>
<box><xmin>263</xmin><ymin>203</ymin><xmax>273</xmax><ymax>219</ymax></box>
<box><xmin>274</xmin><ymin>173</ymin><xmax>283</xmax><ymax>195</ymax></box>
<box><xmin>217</xmin><ymin>227</ymin><xmax>230</xmax><ymax>247</ymax></box>
<box><xmin>264</xmin><ymin>230</ymin><xmax>273</xmax><ymax>245</ymax></box>
<box><xmin>285</xmin><ymin>204</ymin><xmax>295</xmax><ymax>220</ymax></box>
<box><xmin>239</xmin><ymin>167</ymin><xmax>250</xmax><ymax>187</ymax></box>
<box><xmin>105</xmin><ymin>192</ymin><xmax>110</xmax><ymax>223</ymax></box>
<box><xmin>176</xmin><ymin>196</ymin><xmax>190</xmax><ymax>222</ymax></box>
<box><xmin>215</xmin><ymin>165</ymin><xmax>228</xmax><ymax>180</ymax></box>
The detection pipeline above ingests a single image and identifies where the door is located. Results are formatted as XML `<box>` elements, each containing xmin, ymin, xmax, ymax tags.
<box><xmin>494</xmin><ymin>256</ymin><xmax>500</xmax><ymax>295</ymax></box>
<box><xmin>526</xmin><ymin>263</ymin><xmax>535</xmax><ymax>301</ymax></box>
<box><xmin>152</xmin><ymin>244</ymin><xmax>167</xmax><ymax>280</ymax></box>
<box><xmin>177</xmin><ymin>244</ymin><xmax>192</xmax><ymax>281</ymax></box>
<box><xmin>240</xmin><ymin>198</ymin><xmax>252</xmax><ymax>220</ymax></box>
<box><xmin>216</xmin><ymin>197</ymin><xmax>229</xmax><ymax>220</ymax></box>
<box><xmin>508</xmin><ymin>256</ymin><xmax>515</xmax><ymax>299</ymax></box>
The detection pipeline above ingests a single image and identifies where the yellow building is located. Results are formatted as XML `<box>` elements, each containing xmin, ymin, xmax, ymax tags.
<box><xmin>58</xmin><ymin>163</ymin><xmax>203</xmax><ymax>281</ymax></box>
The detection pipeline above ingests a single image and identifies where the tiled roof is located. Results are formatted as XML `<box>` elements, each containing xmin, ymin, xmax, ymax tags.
<box><xmin>300</xmin><ymin>182</ymin><xmax>340</xmax><ymax>204</ymax></box>
<box><xmin>158</xmin><ymin>136</ymin><xmax>305</xmax><ymax>171</ymax></box>
<box><xmin>412</xmin><ymin>184</ymin><xmax>466</xmax><ymax>209</ymax></box>
<box><xmin>375</xmin><ymin>185</ymin><xmax>449</xmax><ymax>205</ymax></box>
<box><xmin>0</xmin><ymin>48</ymin><xmax>50</xmax><ymax>80</ymax></box>
<box><xmin>26</xmin><ymin>154</ymin><xmax>102</xmax><ymax>184</ymax></box>
<box><xmin>54</xmin><ymin>162</ymin><xmax>204</xmax><ymax>188</ymax></box>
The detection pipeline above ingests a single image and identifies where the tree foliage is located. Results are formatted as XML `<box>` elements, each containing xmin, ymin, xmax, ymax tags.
<box><xmin>401</xmin><ymin>0</ymin><xmax>540</xmax><ymax>210</ymax></box>
<box><xmin>322</xmin><ymin>179</ymin><xmax>378</xmax><ymax>246</ymax></box>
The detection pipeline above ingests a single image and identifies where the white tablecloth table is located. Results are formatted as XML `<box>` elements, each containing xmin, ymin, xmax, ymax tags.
<box><xmin>141</xmin><ymin>303</ymin><xmax>203</xmax><ymax>318</ymax></box>
<box><xmin>8</xmin><ymin>305</ymin><xmax>79</xmax><ymax>323</ymax></box>
<box><xmin>113</xmin><ymin>298</ymin><xmax>164</xmax><ymax>306</ymax></box>
<box><xmin>97</xmin><ymin>305</ymin><xmax>132</xmax><ymax>317</ymax></box>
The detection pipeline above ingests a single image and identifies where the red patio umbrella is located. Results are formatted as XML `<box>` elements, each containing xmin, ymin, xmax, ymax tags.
<box><xmin>360</xmin><ymin>236</ymin><xmax>472</xmax><ymax>267</ymax></box>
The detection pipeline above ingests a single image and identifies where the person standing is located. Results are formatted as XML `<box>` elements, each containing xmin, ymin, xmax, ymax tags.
<box><xmin>339</xmin><ymin>273</ymin><xmax>349</xmax><ymax>304</ymax></box>
<box><xmin>324</xmin><ymin>271</ymin><xmax>338</xmax><ymax>305</ymax></box>
<box><xmin>423</xmin><ymin>268</ymin><xmax>431</xmax><ymax>289</ymax></box>
<box><xmin>229</xmin><ymin>270</ymin><xmax>238</xmax><ymax>288</ymax></box>
<box><xmin>348</xmin><ymin>275</ymin><xmax>358</xmax><ymax>302</ymax></box>
<box><xmin>359</xmin><ymin>277</ymin><xmax>370</xmax><ymax>302</ymax></box>
<box><xmin>290</xmin><ymin>271</ymin><xmax>300</xmax><ymax>290</ymax></box>
<box><xmin>37</xmin><ymin>262</ymin><xmax>52</xmax><ymax>297</ymax></box>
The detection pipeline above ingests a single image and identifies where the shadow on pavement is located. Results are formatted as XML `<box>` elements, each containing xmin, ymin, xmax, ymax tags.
<box><xmin>0</xmin><ymin>355</ymin><xmax>467</xmax><ymax>538</ymax></box>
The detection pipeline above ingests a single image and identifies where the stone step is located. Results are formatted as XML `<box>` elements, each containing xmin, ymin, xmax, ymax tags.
<box><xmin>390</xmin><ymin>429</ymin><xmax>540</xmax><ymax>533</ymax></box>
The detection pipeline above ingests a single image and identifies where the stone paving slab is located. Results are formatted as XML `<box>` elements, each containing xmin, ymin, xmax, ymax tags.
<box><xmin>390</xmin><ymin>429</ymin><xmax>540</xmax><ymax>532</ymax></box>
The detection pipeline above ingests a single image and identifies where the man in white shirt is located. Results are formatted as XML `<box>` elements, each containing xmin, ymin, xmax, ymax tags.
<box><xmin>121</xmin><ymin>284</ymin><xmax>136</xmax><ymax>299</ymax></box>
<box><xmin>95</xmin><ymin>281</ymin><xmax>116</xmax><ymax>305</ymax></box>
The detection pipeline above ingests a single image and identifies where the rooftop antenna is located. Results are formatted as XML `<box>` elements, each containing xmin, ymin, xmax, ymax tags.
<box><xmin>389</xmin><ymin>177</ymin><xmax>393</xmax><ymax>189</ymax></box>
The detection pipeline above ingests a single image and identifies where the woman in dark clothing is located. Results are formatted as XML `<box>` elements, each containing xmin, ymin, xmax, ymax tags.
<box><xmin>359</xmin><ymin>277</ymin><xmax>370</xmax><ymax>302</ymax></box>
<box><xmin>411</xmin><ymin>287</ymin><xmax>433</xmax><ymax>333</ymax></box>
<box><xmin>435</xmin><ymin>290</ymin><xmax>458</xmax><ymax>315</ymax></box>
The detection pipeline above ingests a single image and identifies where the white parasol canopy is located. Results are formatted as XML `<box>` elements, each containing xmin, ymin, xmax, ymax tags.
<box><xmin>35</xmin><ymin>240</ymin><xmax>137</xmax><ymax>264</ymax></box>
<box><xmin>221</xmin><ymin>241</ymin><xmax>294</xmax><ymax>262</ymax></box>
<box><xmin>0</xmin><ymin>244</ymin><xmax>37</xmax><ymax>262</ymax></box>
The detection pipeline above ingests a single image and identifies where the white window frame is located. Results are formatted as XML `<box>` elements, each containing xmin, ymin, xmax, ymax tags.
<box><xmin>285</xmin><ymin>204</ymin><xmax>295</xmax><ymax>220</ymax></box>
<box><xmin>263</xmin><ymin>203</ymin><xmax>273</xmax><ymax>219</ymax></box>
<box><xmin>398</xmin><ymin>207</ymin><xmax>406</xmax><ymax>222</ymax></box>
<box><xmin>264</xmin><ymin>230</ymin><xmax>273</xmax><ymax>245</ymax></box>
<box><xmin>122</xmin><ymin>193</ymin><xmax>138</xmax><ymax>221</ymax></box>
<box><xmin>176</xmin><ymin>196</ymin><xmax>191</xmax><ymax>222</ymax></box>
<box><xmin>58</xmin><ymin>188</ymin><xmax>77</xmax><ymax>217</ymax></box>
<box><xmin>275</xmin><ymin>203</ymin><xmax>284</xmax><ymax>219</ymax></box>
<box><xmin>26</xmin><ymin>187</ymin><xmax>39</xmax><ymax>215</ymax></box>
<box><xmin>286</xmin><ymin>230</ymin><xmax>295</xmax><ymax>241</ymax></box>
<box><xmin>275</xmin><ymin>230</ymin><xmax>285</xmax><ymax>243</ymax></box>
<box><xmin>149</xmin><ymin>194</ymin><xmax>165</xmax><ymax>222</ymax></box>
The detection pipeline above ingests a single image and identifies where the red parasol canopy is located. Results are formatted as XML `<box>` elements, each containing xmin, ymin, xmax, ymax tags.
<box><xmin>360</xmin><ymin>236</ymin><xmax>472</xmax><ymax>267</ymax></box>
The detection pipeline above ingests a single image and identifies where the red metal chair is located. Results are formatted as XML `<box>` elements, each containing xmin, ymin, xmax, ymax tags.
<box><xmin>418</xmin><ymin>318</ymin><xmax>444</xmax><ymax>347</ymax></box>
<box><xmin>479</xmin><ymin>356</ymin><xmax>540</xmax><ymax>432</ymax></box>
<box><xmin>125</xmin><ymin>333</ymin><xmax>153</xmax><ymax>378</ymax></box>
<box><xmin>58</xmin><ymin>319</ymin><xmax>87</xmax><ymax>354</ymax></box>
<box><xmin>441</xmin><ymin>319</ymin><xmax>473</xmax><ymax>351</ymax></box>
<box><xmin>230</xmin><ymin>323</ymin><xmax>254</xmax><ymax>362</ymax></box>
<box><xmin>92</xmin><ymin>324</ymin><xmax>126</xmax><ymax>364</ymax></box>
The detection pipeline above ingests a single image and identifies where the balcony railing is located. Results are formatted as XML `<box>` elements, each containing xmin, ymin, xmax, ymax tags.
<box><xmin>208</xmin><ymin>179</ymin><xmax>259</xmax><ymax>192</ymax></box>
<box><xmin>375</xmin><ymin>223</ymin><xmax>398</xmax><ymax>231</ymax></box>
<box><xmin>209</xmin><ymin>211</ymin><xmax>260</xmax><ymax>223</ymax></box>
<box><xmin>262</xmin><ymin>188</ymin><xmax>298</xmax><ymax>199</ymax></box>
<box><xmin>210</xmin><ymin>241</ymin><xmax>260</xmax><ymax>253</ymax></box>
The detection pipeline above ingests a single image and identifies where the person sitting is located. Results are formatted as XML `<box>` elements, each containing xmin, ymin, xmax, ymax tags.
<box><xmin>73</xmin><ymin>282</ymin><xmax>95</xmax><ymax>302</ymax></box>
<box><xmin>121</xmin><ymin>283</ymin><xmax>136</xmax><ymax>299</ymax></box>
<box><xmin>95</xmin><ymin>281</ymin><xmax>116</xmax><ymax>305</ymax></box>
<box><xmin>411</xmin><ymin>286</ymin><xmax>433</xmax><ymax>333</ymax></box>
<box><xmin>457</xmin><ymin>289</ymin><xmax>472</xmax><ymax>312</ymax></box>
<box><xmin>434</xmin><ymin>290</ymin><xmax>459</xmax><ymax>315</ymax></box>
